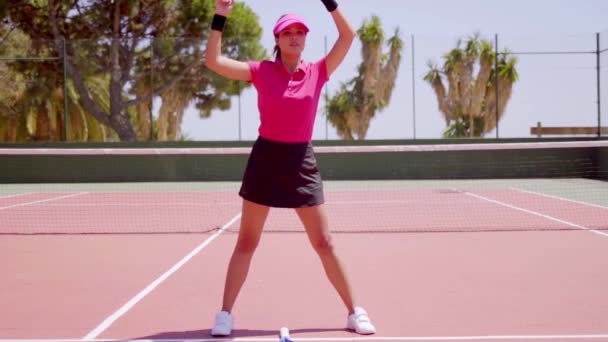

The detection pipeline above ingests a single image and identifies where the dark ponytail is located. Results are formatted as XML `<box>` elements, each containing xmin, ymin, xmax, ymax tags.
<box><xmin>273</xmin><ymin>45</ymin><xmax>281</xmax><ymax>60</ymax></box>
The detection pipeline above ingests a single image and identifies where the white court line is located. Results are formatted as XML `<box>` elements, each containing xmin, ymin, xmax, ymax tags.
<box><xmin>82</xmin><ymin>213</ymin><xmax>242</xmax><ymax>341</ymax></box>
<box><xmin>510</xmin><ymin>187</ymin><xmax>608</xmax><ymax>210</ymax></box>
<box><xmin>31</xmin><ymin>202</ymin><xmax>240</xmax><ymax>207</ymax></box>
<box><xmin>31</xmin><ymin>199</ymin><xmax>418</xmax><ymax>207</ymax></box>
<box><xmin>463</xmin><ymin>191</ymin><xmax>608</xmax><ymax>238</ymax></box>
<box><xmin>0</xmin><ymin>192</ymin><xmax>33</xmax><ymax>199</ymax></box>
<box><xmin>0</xmin><ymin>192</ymin><xmax>89</xmax><ymax>210</ymax></box>
<box><xmin>3</xmin><ymin>333</ymin><xmax>608</xmax><ymax>341</ymax></box>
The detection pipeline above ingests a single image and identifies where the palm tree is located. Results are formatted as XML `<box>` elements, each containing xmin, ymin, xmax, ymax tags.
<box><xmin>424</xmin><ymin>34</ymin><xmax>518</xmax><ymax>137</ymax></box>
<box><xmin>0</xmin><ymin>25</ymin><xmax>113</xmax><ymax>142</ymax></box>
<box><xmin>0</xmin><ymin>62</ymin><xmax>27</xmax><ymax>141</ymax></box>
<box><xmin>64</xmin><ymin>75</ymin><xmax>114</xmax><ymax>141</ymax></box>
<box><xmin>0</xmin><ymin>27</ymin><xmax>29</xmax><ymax>141</ymax></box>
<box><xmin>15</xmin><ymin>74</ymin><xmax>112</xmax><ymax>142</ymax></box>
<box><xmin>326</xmin><ymin>15</ymin><xmax>403</xmax><ymax>140</ymax></box>
<box><xmin>156</xmin><ymin>86</ymin><xmax>191</xmax><ymax>141</ymax></box>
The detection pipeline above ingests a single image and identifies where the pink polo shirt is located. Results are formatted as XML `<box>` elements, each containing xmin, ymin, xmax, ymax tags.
<box><xmin>247</xmin><ymin>58</ymin><xmax>328</xmax><ymax>143</ymax></box>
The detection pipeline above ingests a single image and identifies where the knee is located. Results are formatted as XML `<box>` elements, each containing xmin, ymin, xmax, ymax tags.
<box><xmin>311</xmin><ymin>235</ymin><xmax>335</xmax><ymax>255</ymax></box>
<box><xmin>235</xmin><ymin>235</ymin><xmax>259</xmax><ymax>254</ymax></box>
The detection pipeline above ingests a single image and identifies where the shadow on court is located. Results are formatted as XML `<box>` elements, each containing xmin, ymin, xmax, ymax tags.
<box><xmin>136</xmin><ymin>327</ymin><xmax>348</xmax><ymax>339</ymax></box>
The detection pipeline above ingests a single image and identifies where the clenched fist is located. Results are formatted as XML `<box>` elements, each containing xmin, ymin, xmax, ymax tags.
<box><xmin>216</xmin><ymin>0</ymin><xmax>234</xmax><ymax>16</ymax></box>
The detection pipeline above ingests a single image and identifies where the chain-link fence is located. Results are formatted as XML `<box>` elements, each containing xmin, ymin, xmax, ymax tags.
<box><xmin>0</xmin><ymin>31</ymin><xmax>606</xmax><ymax>142</ymax></box>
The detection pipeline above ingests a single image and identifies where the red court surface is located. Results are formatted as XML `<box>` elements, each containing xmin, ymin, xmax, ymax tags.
<box><xmin>1</xmin><ymin>188</ymin><xmax>608</xmax><ymax>342</ymax></box>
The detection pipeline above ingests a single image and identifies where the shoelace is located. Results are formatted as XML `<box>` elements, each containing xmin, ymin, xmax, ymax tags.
<box><xmin>215</xmin><ymin>315</ymin><xmax>231</xmax><ymax>327</ymax></box>
<box><xmin>354</xmin><ymin>312</ymin><xmax>371</xmax><ymax>323</ymax></box>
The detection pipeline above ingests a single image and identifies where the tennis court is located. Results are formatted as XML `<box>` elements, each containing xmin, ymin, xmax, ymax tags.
<box><xmin>1</xmin><ymin>142</ymin><xmax>608</xmax><ymax>341</ymax></box>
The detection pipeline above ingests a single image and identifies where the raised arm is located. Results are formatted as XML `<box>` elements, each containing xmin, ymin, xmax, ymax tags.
<box><xmin>321</xmin><ymin>0</ymin><xmax>356</xmax><ymax>78</ymax></box>
<box><xmin>205</xmin><ymin>0</ymin><xmax>252</xmax><ymax>81</ymax></box>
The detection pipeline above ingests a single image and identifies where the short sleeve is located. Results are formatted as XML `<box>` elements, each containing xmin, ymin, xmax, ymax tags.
<box><xmin>247</xmin><ymin>61</ymin><xmax>261</xmax><ymax>84</ymax></box>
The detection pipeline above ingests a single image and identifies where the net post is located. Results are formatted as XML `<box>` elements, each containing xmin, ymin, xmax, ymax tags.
<box><xmin>62</xmin><ymin>38</ymin><xmax>69</xmax><ymax>141</ymax></box>
<box><xmin>324</xmin><ymin>35</ymin><xmax>329</xmax><ymax>140</ymax></box>
<box><xmin>596</xmin><ymin>32</ymin><xmax>601</xmax><ymax>138</ymax></box>
<box><xmin>411</xmin><ymin>34</ymin><xmax>417</xmax><ymax>140</ymax></box>
<box><xmin>495</xmin><ymin>33</ymin><xmax>499</xmax><ymax>139</ymax></box>
<box><xmin>149</xmin><ymin>38</ymin><xmax>154</xmax><ymax>141</ymax></box>
<box><xmin>238</xmin><ymin>84</ymin><xmax>242</xmax><ymax>141</ymax></box>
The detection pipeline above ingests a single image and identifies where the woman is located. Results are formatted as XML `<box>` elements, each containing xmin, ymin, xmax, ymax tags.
<box><xmin>205</xmin><ymin>0</ymin><xmax>376</xmax><ymax>336</ymax></box>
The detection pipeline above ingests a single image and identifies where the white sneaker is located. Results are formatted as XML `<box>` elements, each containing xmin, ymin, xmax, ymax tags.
<box><xmin>211</xmin><ymin>311</ymin><xmax>233</xmax><ymax>336</ymax></box>
<box><xmin>347</xmin><ymin>307</ymin><xmax>376</xmax><ymax>335</ymax></box>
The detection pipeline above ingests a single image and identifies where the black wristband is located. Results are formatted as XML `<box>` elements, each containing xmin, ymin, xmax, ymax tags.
<box><xmin>321</xmin><ymin>0</ymin><xmax>338</xmax><ymax>12</ymax></box>
<box><xmin>211</xmin><ymin>14</ymin><xmax>226</xmax><ymax>32</ymax></box>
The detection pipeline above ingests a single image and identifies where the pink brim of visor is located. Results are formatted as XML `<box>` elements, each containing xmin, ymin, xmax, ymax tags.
<box><xmin>273</xmin><ymin>14</ymin><xmax>310</xmax><ymax>36</ymax></box>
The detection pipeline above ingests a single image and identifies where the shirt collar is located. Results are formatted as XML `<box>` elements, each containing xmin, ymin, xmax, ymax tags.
<box><xmin>274</xmin><ymin>58</ymin><xmax>306</xmax><ymax>76</ymax></box>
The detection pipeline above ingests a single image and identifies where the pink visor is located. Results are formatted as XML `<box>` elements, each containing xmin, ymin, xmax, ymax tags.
<box><xmin>273</xmin><ymin>14</ymin><xmax>310</xmax><ymax>36</ymax></box>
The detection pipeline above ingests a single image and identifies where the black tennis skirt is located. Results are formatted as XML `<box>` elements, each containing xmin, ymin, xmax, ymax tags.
<box><xmin>239</xmin><ymin>136</ymin><xmax>324</xmax><ymax>208</ymax></box>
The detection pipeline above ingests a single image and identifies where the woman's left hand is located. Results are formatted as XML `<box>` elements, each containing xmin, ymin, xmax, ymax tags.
<box><xmin>216</xmin><ymin>0</ymin><xmax>234</xmax><ymax>16</ymax></box>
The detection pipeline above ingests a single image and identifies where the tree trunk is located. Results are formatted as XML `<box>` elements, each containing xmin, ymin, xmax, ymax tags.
<box><xmin>5</xmin><ymin>116</ymin><xmax>19</xmax><ymax>142</ymax></box>
<box><xmin>136</xmin><ymin>100</ymin><xmax>152</xmax><ymax>141</ymax></box>
<box><xmin>469</xmin><ymin>58</ymin><xmax>493</xmax><ymax>118</ymax></box>
<box><xmin>110</xmin><ymin>113</ymin><xmax>137</xmax><ymax>142</ymax></box>
<box><xmin>378</xmin><ymin>43</ymin><xmax>401</xmax><ymax>107</ymax></box>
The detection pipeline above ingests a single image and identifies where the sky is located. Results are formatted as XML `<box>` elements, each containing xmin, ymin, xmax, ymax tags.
<box><xmin>180</xmin><ymin>0</ymin><xmax>608</xmax><ymax>141</ymax></box>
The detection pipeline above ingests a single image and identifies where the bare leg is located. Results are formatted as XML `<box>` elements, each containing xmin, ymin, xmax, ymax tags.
<box><xmin>220</xmin><ymin>199</ymin><xmax>270</xmax><ymax>312</ymax></box>
<box><xmin>296</xmin><ymin>204</ymin><xmax>355</xmax><ymax>314</ymax></box>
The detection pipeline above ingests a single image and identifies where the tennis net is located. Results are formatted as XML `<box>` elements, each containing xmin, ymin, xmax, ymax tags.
<box><xmin>1</xmin><ymin>140</ymin><xmax>607</xmax><ymax>234</ymax></box>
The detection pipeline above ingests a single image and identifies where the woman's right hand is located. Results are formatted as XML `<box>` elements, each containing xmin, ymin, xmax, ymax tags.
<box><xmin>216</xmin><ymin>0</ymin><xmax>234</xmax><ymax>16</ymax></box>
<box><xmin>206</xmin><ymin>0</ymin><xmax>251</xmax><ymax>81</ymax></box>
